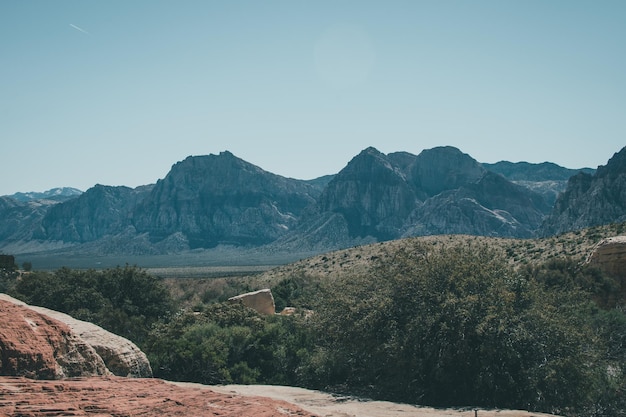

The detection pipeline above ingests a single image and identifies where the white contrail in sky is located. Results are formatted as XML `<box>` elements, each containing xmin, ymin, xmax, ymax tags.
<box><xmin>69</xmin><ymin>24</ymin><xmax>90</xmax><ymax>35</ymax></box>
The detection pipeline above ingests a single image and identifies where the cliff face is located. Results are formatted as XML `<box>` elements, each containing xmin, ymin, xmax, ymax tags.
<box><xmin>315</xmin><ymin>147</ymin><xmax>420</xmax><ymax>240</ymax></box>
<box><xmin>541</xmin><ymin>146</ymin><xmax>626</xmax><ymax>236</ymax></box>
<box><xmin>132</xmin><ymin>151</ymin><xmax>322</xmax><ymax>248</ymax></box>
<box><xmin>409</xmin><ymin>146</ymin><xmax>486</xmax><ymax>197</ymax></box>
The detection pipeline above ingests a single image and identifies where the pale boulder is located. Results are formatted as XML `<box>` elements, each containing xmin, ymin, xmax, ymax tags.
<box><xmin>587</xmin><ymin>236</ymin><xmax>626</xmax><ymax>278</ymax></box>
<box><xmin>228</xmin><ymin>289</ymin><xmax>275</xmax><ymax>315</ymax></box>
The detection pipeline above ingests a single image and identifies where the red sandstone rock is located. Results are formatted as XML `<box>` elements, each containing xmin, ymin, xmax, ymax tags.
<box><xmin>0</xmin><ymin>376</ymin><xmax>318</xmax><ymax>417</ymax></box>
<box><xmin>0</xmin><ymin>300</ymin><xmax>110</xmax><ymax>379</ymax></box>
<box><xmin>0</xmin><ymin>294</ymin><xmax>152</xmax><ymax>378</ymax></box>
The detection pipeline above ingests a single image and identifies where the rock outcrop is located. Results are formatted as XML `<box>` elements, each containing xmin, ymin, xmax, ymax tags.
<box><xmin>0</xmin><ymin>294</ymin><xmax>152</xmax><ymax>378</ymax></box>
<box><xmin>0</xmin><ymin>299</ymin><xmax>110</xmax><ymax>379</ymax></box>
<box><xmin>228</xmin><ymin>289</ymin><xmax>276</xmax><ymax>315</ymax></box>
<box><xmin>588</xmin><ymin>236</ymin><xmax>626</xmax><ymax>278</ymax></box>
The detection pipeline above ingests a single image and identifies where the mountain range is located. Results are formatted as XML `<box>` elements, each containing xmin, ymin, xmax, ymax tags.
<box><xmin>2</xmin><ymin>145</ymin><xmax>624</xmax><ymax>261</ymax></box>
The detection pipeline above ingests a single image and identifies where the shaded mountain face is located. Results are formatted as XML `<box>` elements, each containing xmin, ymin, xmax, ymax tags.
<box><xmin>132</xmin><ymin>151</ymin><xmax>322</xmax><ymax>248</ymax></box>
<box><xmin>41</xmin><ymin>185</ymin><xmax>152</xmax><ymax>243</ymax></box>
<box><xmin>313</xmin><ymin>147</ymin><xmax>420</xmax><ymax>240</ymax></box>
<box><xmin>0</xmin><ymin>197</ymin><xmax>50</xmax><ymax>243</ymax></box>
<box><xmin>296</xmin><ymin>146</ymin><xmax>550</xmax><ymax>245</ymax></box>
<box><xmin>411</xmin><ymin>146</ymin><xmax>486</xmax><ymax>197</ymax></box>
<box><xmin>541</xmin><ymin>146</ymin><xmax>626</xmax><ymax>236</ymax></box>
<box><xmin>483</xmin><ymin>161</ymin><xmax>595</xmax><ymax>206</ymax></box>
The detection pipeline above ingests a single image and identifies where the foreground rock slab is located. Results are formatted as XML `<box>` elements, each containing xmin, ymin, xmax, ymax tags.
<box><xmin>0</xmin><ymin>376</ymin><xmax>318</xmax><ymax>417</ymax></box>
<box><xmin>209</xmin><ymin>384</ymin><xmax>560</xmax><ymax>417</ymax></box>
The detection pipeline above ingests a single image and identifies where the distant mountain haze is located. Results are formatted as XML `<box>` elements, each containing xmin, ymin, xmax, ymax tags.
<box><xmin>1</xmin><ymin>145</ymin><xmax>619</xmax><ymax>259</ymax></box>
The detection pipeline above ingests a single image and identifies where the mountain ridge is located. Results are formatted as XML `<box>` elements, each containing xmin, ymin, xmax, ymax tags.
<box><xmin>0</xmin><ymin>146</ymin><xmax>617</xmax><ymax>261</ymax></box>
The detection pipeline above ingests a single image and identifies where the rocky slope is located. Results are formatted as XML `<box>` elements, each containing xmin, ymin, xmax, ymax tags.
<box><xmin>483</xmin><ymin>161</ymin><xmax>594</xmax><ymax>206</ymax></box>
<box><xmin>541</xmin><ymin>146</ymin><xmax>626</xmax><ymax>235</ymax></box>
<box><xmin>41</xmin><ymin>184</ymin><xmax>153</xmax><ymax>243</ymax></box>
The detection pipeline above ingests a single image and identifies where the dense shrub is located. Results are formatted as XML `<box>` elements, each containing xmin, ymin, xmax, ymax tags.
<box><xmin>9</xmin><ymin>265</ymin><xmax>173</xmax><ymax>345</ymax></box>
<box><xmin>525</xmin><ymin>258</ymin><xmax>621</xmax><ymax>308</ymax></box>
<box><xmin>145</xmin><ymin>302</ymin><xmax>314</xmax><ymax>385</ymax></box>
<box><xmin>305</xmin><ymin>242</ymin><xmax>609</xmax><ymax>415</ymax></box>
<box><xmin>272</xmin><ymin>273</ymin><xmax>320</xmax><ymax>311</ymax></box>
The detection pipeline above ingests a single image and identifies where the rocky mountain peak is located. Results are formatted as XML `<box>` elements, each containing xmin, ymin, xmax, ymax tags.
<box><xmin>313</xmin><ymin>147</ymin><xmax>419</xmax><ymax>240</ymax></box>
<box><xmin>133</xmin><ymin>152</ymin><xmax>321</xmax><ymax>248</ymax></box>
<box><xmin>541</xmin><ymin>146</ymin><xmax>626</xmax><ymax>236</ymax></box>
<box><xmin>597</xmin><ymin>146</ymin><xmax>626</xmax><ymax>178</ymax></box>
<box><xmin>411</xmin><ymin>146</ymin><xmax>486</xmax><ymax>196</ymax></box>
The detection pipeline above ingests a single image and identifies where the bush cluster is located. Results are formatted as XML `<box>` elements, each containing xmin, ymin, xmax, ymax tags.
<box><xmin>305</xmin><ymin>243</ymin><xmax>620</xmax><ymax>415</ymax></box>
<box><xmin>145</xmin><ymin>303</ymin><xmax>313</xmax><ymax>385</ymax></box>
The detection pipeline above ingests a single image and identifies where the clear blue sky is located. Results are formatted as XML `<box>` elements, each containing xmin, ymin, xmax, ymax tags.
<box><xmin>1</xmin><ymin>1</ymin><xmax>625</xmax><ymax>195</ymax></box>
